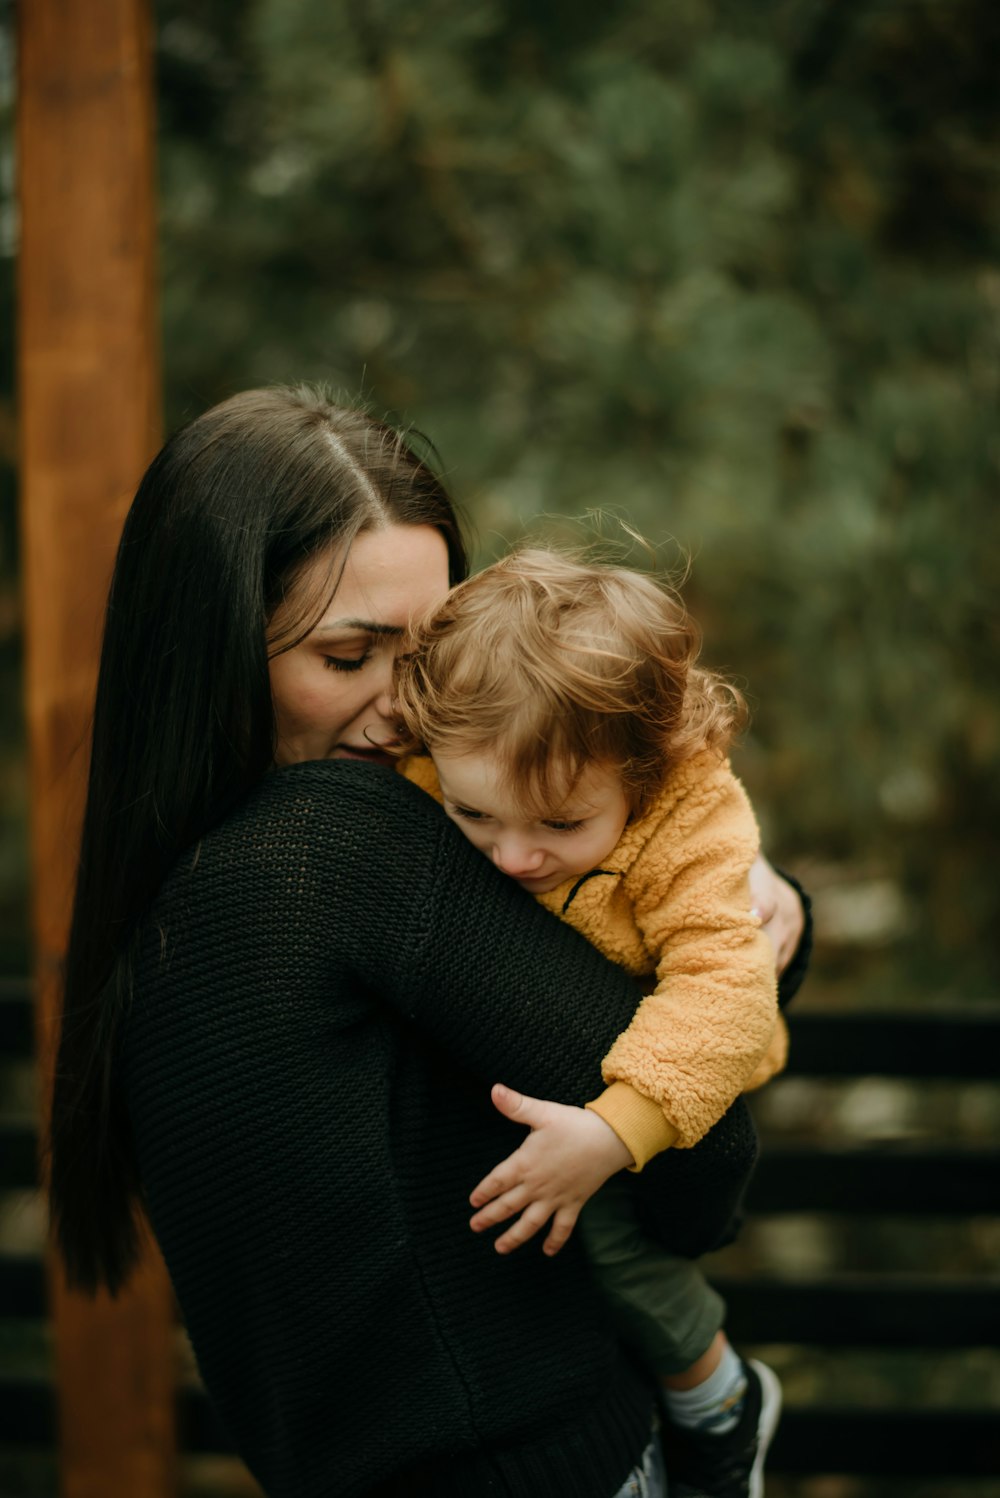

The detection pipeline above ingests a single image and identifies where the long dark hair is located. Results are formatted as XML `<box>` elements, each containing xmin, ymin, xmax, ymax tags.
<box><xmin>49</xmin><ymin>386</ymin><xmax>466</xmax><ymax>1293</ymax></box>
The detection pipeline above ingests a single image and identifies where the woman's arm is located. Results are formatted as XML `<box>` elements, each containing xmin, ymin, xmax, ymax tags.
<box><xmin>457</xmin><ymin>778</ymin><xmax>814</xmax><ymax>1255</ymax></box>
<box><xmin>465</xmin><ymin>856</ymin><xmax>812</xmax><ymax>1256</ymax></box>
<box><xmin>214</xmin><ymin>761</ymin><xmax>764</xmax><ymax>1264</ymax></box>
<box><xmin>267</xmin><ymin>760</ymin><xmax>648</xmax><ymax>1101</ymax></box>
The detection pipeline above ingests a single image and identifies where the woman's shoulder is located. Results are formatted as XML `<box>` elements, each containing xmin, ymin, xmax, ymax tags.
<box><xmin>236</xmin><ymin>758</ymin><xmax>441</xmax><ymax>829</ymax></box>
<box><xmin>162</xmin><ymin>761</ymin><xmax>445</xmax><ymax>907</ymax></box>
<box><xmin>146</xmin><ymin>761</ymin><xmax>452</xmax><ymax>974</ymax></box>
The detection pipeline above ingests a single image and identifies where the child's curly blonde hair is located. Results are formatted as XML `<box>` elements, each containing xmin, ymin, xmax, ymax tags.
<box><xmin>394</xmin><ymin>548</ymin><xmax>746</xmax><ymax>818</ymax></box>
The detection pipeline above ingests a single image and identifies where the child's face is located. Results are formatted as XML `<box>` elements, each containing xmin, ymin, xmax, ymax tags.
<box><xmin>433</xmin><ymin>752</ymin><xmax>630</xmax><ymax>895</ymax></box>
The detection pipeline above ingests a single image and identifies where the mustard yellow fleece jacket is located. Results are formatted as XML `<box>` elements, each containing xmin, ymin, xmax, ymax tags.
<box><xmin>399</xmin><ymin>751</ymin><xmax>785</xmax><ymax>1170</ymax></box>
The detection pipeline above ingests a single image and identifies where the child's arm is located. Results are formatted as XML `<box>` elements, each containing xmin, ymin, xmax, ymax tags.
<box><xmin>589</xmin><ymin>753</ymin><xmax>778</xmax><ymax>1155</ymax></box>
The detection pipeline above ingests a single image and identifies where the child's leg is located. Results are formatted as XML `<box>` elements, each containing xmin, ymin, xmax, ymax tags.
<box><xmin>577</xmin><ymin>1172</ymin><xmax>725</xmax><ymax>1375</ymax></box>
<box><xmin>580</xmin><ymin>1174</ymin><xmax>781</xmax><ymax>1498</ymax></box>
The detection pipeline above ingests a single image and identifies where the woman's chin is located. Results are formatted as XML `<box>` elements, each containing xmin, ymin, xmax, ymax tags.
<box><xmin>332</xmin><ymin>745</ymin><xmax>398</xmax><ymax>769</ymax></box>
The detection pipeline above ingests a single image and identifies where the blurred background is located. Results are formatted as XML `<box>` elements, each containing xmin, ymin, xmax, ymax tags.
<box><xmin>1</xmin><ymin>1</ymin><xmax>998</xmax><ymax>1495</ymax></box>
<box><xmin>4</xmin><ymin>0</ymin><xmax>1000</xmax><ymax>996</ymax></box>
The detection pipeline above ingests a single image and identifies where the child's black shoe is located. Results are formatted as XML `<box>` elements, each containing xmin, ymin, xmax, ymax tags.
<box><xmin>663</xmin><ymin>1358</ymin><xmax>781</xmax><ymax>1498</ymax></box>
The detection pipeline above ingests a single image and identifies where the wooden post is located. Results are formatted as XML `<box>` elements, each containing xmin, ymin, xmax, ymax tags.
<box><xmin>17</xmin><ymin>3</ymin><xmax>176</xmax><ymax>1497</ymax></box>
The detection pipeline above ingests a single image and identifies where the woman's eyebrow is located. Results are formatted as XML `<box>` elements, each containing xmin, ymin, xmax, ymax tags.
<box><xmin>312</xmin><ymin>618</ymin><xmax>404</xmax><ymax>640</ymax></box>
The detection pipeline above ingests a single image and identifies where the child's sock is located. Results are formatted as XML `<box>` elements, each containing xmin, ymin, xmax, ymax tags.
<box><xmin>662</xmin><ymin>1340</ymin><xmax>748</xmax><ymax>1435</ymax></box>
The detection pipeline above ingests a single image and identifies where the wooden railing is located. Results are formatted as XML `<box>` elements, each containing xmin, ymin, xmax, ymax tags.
<box><xmin>2</xmin><ymin>982</ymin><xmax>998</xmax><ymax>1487</ymax></box>
<box><xmin>710</xmin><ymin>1009</ymin><xmax>1000</xmax><ymax>1480</ymax></box>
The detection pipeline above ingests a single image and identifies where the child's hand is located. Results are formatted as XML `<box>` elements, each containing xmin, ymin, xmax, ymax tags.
<box><xmin>469</xmin><ymin>1083</ymin><xmax>633</xmax><ymax>1257</ymax></box>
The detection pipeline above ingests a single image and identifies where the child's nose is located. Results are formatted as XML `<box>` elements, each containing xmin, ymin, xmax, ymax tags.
<box><xmin>492</xmin><ymin>838</ymin><xmax>545</xmax><ymax>877</ymax></box>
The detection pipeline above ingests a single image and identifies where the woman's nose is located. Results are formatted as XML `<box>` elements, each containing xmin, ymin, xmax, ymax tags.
<box><xmin>492</xmin><ymin>839</ymin><xmax>545</xmax><ymax>877</ymax></box>
<box><xmin>371</xmin><ymin>659</ymin><xmax>396</xmax><ymax>720</ymax></box>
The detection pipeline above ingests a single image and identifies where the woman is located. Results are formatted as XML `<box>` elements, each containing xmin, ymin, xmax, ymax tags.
<box><xmin>49</xmin><ymin>387</ymin><xmax>805</xmax><ymax>1498</ymax></box>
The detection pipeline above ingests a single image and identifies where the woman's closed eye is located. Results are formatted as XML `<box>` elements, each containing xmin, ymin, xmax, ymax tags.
<box><xmin>324</xmin><ymin>652</ymin><xmax>372</xmax><ymax>673</ymax></box>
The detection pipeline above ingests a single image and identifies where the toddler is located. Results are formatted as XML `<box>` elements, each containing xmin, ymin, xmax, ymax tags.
<box><xmin>394</xmin><ymin>548</ymin><xmax>789</xmax><ymax>1498</ymax></box>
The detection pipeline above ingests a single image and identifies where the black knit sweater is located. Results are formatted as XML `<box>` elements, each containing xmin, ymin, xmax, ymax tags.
<box><xmin>121</xmin><ymin>762</ymin><xmax>761</xmax><ymax>1497</ymax></box>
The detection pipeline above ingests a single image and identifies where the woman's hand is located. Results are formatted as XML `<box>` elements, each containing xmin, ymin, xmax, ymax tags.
<box><xmin>469</xmin><ymin>1083</ymin><xmax>633</xmax><ymax>1257</ymax></box>
<box><xmin>749</xmin><ymin>855</ymin><xmax>805</xmax><ymax>973</ymax></box>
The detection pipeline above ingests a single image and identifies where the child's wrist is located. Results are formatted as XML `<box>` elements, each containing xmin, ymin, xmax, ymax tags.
<box><xmin>583</xmin><ymin>1107</ymin><xmax>636</xmax><ymax>1173</ymax></box>
<box><xmin>586</xmin><ymin>1082</ymin><xmax>679</xmax><ymax>1171</ymax></box>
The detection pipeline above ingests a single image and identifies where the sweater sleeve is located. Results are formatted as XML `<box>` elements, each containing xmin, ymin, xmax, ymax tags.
<box><xmin>600</xmin><ymin>755</ymin><xmax>779</xmax><ymax>1150</ymax></box>
<box><xmin>265</xmin><ymin>761</ymin><xmax>649</xmax><ymax>1106</ymax></box>
<box><xmin>587</xmin><ymin>1082</ymin><xmax>679</xmax><ymax>1168</ymax></box>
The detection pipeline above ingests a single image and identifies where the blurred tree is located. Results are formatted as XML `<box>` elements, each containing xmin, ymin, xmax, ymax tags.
<box><xmin>3</xmin><ymin>0</ymin><xmax>998</xmax><ymax>993</ymax></box>
<box><xmin>0</xmin><ymin>0</ymin><xmax>25</xmax><ymax>969</ymax></box>
<box><xmin>152</xmin><ymin>0</ymin><xmax>1000</xmax><ymax>997</ymax></box>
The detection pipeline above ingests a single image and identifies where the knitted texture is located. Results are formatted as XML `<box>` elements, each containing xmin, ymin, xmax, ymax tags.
<box><xmin>121</xmin><ymin>762</ymin><xmax>758</xmax><ymax>1495</ymax></box>
<box><xmin>123</xmin><ymin>763</ymin><xmax>651</xmax><ymax>1498</ymax></box>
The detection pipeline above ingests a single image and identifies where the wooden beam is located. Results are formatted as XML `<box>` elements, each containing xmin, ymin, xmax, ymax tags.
<box><xmin>785</xmin><ymin>1009</ymin><xmax>1000</xmax><ymax>1079</ymax></box>
<box><xmin>17</xmin><ymin>3</ymin><xmax>176</xmax><ymax>1497</ymax></box>
<box><xmin>712</xmin><ymin>1273</ymin><xmax>1000</xmax><ymax>1348</ymax></box>
<box><xmin>747</xmin><ymin>1144</ymin><xmax>1000</xmax><ymax>1214</ymax></box>
<box><xmin>769</xmin><ymin>1409</ymin><xmax>1000</xmax><ymax>1477</ymax></box>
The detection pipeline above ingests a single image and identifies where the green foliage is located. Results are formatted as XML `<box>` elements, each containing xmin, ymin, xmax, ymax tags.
<box><xmin>151</xmin><ymin>0</ymin><xmax>1000</xmax><ymax>994</ymax></box>
<box><xmin>4</xmin><ymin>0</ymin><xmax>998</xmax><ymax>989</ymax></box>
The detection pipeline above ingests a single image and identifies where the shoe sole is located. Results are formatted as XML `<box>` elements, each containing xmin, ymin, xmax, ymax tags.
<box><xmin>747</xmin><ymin>1360</ymin><xmax>782</xmax><ymax>1498</ymax></box>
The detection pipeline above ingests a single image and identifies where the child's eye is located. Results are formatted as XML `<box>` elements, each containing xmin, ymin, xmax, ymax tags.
<box><xmin>452</xmin><ymin>805</ymin><xmax>486</xmax><ymax>822</ymax></box>
<box><xmin>544</xmin><ymin>820</ymin><xmax>585</xmax><ymax>834</ymax></box>
<box><xmin>324</xmin><ymin>653</ymin><xmax>371</xmax><ymax>673</ymax></box>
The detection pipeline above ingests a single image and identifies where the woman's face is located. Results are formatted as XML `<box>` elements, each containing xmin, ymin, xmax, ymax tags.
<box><xmin>269</xmin><ymin>524</ymin><xmax>451</xmax><ymax>767</ymax></box>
